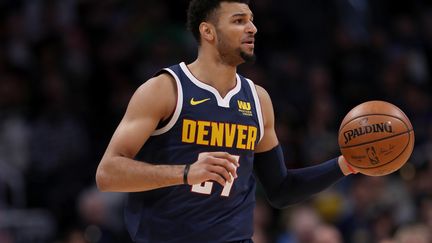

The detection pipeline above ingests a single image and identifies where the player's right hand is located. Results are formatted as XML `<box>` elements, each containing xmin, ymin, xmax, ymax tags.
<box><xmin>187</xmin><ymin>152</ymin><xmax>239</xmax><ymax>186</ymax></box>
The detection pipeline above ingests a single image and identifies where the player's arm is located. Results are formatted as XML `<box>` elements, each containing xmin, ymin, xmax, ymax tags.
<box><xmin>253</xmin><ymin>85</ymin><xmax>352</xmax><ymax>209</ymax></box>
<box><xmin>96</xmin><ymin>74</ymin><xmax>238</xmax><ymax>192</ymax></box>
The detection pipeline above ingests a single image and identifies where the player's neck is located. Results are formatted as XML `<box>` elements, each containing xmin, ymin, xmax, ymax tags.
<box><xmin>187</xmin><ymin>56</ymin><xmax>238</xmax><ymax>98</ymax></box>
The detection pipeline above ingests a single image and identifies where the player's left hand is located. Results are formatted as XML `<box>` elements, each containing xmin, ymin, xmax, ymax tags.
<box><xmin>338</xmin><ymin>155</ymin><xmax>358</xmax><ymax>175</ymax></box>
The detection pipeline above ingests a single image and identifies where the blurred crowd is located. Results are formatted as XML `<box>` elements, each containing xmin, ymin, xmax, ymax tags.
<box><xmin>0</xmin><ymin>0</ymin><xmax>432</xmax><ymax>242</ymax></box>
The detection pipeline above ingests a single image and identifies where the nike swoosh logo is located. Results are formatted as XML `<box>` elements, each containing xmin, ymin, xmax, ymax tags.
<box><xmin>190</xmin><ymin>98</ymin><xmax>211</xmax><ymax>105</ymax></box>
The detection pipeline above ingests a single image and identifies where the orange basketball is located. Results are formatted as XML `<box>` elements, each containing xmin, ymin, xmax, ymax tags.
<box><xmin>338</xmin><ymin>100</ymin><xmax>415</xmax><ymax>176</ymax></box>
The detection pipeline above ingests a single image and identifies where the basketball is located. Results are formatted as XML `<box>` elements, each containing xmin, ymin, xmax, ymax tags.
<box><xmin>338</xmin><ymin>100</ymin><xmax>415</xmax><ymax>176</ymax></box>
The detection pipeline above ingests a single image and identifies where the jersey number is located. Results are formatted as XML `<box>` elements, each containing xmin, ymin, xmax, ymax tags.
<box><xmin>191</xmin><ymin>155</ymin><xmax>239</xmax><ymax>197</ymax></box>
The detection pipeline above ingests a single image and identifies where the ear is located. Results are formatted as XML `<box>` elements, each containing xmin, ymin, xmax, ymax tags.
<box><xmin>199</xmin><ymin>22</ymin><xmax>215</xmax><ymax>42</ymax></box>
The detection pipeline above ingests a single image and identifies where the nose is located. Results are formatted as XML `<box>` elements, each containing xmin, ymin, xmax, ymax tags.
<box><xmin>246</xmin><ymin>21</ymin><xmax>257</xmax><ymax>35</ymax></box>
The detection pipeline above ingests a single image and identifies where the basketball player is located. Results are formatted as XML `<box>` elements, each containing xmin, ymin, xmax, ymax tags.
<box><xmin>96</xmin><ymin>0</ymin><xmax>356</xmax><ymax>242</ymax></box>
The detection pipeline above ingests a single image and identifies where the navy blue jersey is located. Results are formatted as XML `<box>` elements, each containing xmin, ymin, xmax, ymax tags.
<box><xmin>125</xmin><ymin>62</ymin><xmax>264</xmax><ymax>243</ymax></box>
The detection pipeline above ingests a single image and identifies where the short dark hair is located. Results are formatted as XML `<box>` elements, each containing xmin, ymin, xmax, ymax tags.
<box><xmin>186</xmin><ymin>0</ymin><xmax>250</xmax><ymax>44</ymax></box>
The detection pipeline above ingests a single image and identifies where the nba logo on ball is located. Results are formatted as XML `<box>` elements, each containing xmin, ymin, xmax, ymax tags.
<box><xmin>338</xmin><ymin>100</ymin><xmax>415</xmax><ymax>176</ymax></box>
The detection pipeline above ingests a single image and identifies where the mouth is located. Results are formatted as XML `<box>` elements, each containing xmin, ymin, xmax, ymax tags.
<box><xmin>242</xmin><ymin>38</ymin><xmax>255</xmax><ymax>48</ymax></box>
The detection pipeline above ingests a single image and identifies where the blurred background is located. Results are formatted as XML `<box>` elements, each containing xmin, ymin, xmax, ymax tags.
<box><xmin>0</xmin><ymin>0</ymin><xmax>432</xmax><ymax>242</ymax></box>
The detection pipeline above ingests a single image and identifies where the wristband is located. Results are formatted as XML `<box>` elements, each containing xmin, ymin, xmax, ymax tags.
<box><xmin>183</xmin><ymin>164</ymin><xmax>191</xmax><ymax>184</ymax></box>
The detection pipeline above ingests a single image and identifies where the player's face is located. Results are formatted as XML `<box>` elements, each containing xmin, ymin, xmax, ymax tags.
<box><xmin>214</xmin><ymin>2</ymin><xmax>257</xmax><ymax>65</ymax></box>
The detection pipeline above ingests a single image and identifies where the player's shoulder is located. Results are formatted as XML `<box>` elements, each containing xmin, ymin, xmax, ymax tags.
<box><xmin>135</xmin><ymin>72</ymin><xmax>177</xmax><ymax>98</ymax></box>
<box><xmin>128</xmin><ymin>72</ymin><xmax>177</xmax><ymax>120</ymax></box>
<box><xmin>142</xmin><ymin>72</ymin><xmax>175</xmax><ymax>90</ymax></box>
<box><xmin>253</xmin><ymin>84</ymin><xmax>271</xmax><ymax>104</ymax></box>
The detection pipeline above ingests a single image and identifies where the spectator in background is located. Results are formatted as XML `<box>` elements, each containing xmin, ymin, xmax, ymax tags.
<box><xmin>76</xmin><ymin>187</ymin><xmax>127</xmax><ymax>243</ymax></box>
<box><xmin>27</xmin><ymin>70</ymin><xmax>92</xmax><ymax>231</ymax></box>
<box><xmin>0</xmin><ymin>73</ymin><xmax>30</xmax><ymax>173</ymax></box>
<box><xmin>252</xmin><ymin>198</ymin><xmax>274</xmax><ymax>243</ymax></box>
<box><xmin>0</xmin><ymin>72</ymin><xmax>29</xmax><ymax>209</ymax></box>
<box><xmin>276</xmin><ymin>205</ymin><xmax>322</xmax><ymax>243</ymax></box>
<box><xmin>394</xmin><ymin>224</ymin><xmax>431</xmax><ymax>243</ymax></box>
<box><xmin>312</xmin><ymin>223</ymin><xmax>343</xmax><ymax>243</ymax></box>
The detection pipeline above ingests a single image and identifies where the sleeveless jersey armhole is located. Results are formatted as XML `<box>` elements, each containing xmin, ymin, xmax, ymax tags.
<box><xmin>151</xmin><ymin>68</ymin><xmax>183</xmax><ymax>136</ymax></box>
<box><xmin>245</xmin><ymin>78</ymin><xmax>264</xmax><ymax>142</ymax></box>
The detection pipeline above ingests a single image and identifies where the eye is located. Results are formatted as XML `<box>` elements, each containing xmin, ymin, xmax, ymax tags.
<box><xmin>233</xmin><ymin>19</ymin><xmax>243</xmax><ymax>24</ymax></box>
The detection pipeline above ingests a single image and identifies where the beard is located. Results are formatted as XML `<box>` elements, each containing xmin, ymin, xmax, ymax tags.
<box><xmin>240</xmin><ymin>50</ymin><xmax>256</xmax><ymax>64</ymax></box>
<box><xmin>217</xmin><ymin>44</ymin><xmax>256</xmax><ymax>66</ymax></box>
<box><xmin>216</xmin><ymin>28</ymin><xmax>256</xmax><ymax>65</ymax></box>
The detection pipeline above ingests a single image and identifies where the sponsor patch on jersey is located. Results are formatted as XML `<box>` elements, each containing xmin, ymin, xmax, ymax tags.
<box><xmin>237</xmin><ymin>100</ymin><xmax>253</xmax><ymax>116</ymax></box>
